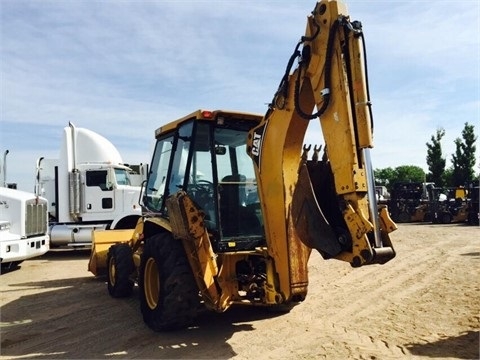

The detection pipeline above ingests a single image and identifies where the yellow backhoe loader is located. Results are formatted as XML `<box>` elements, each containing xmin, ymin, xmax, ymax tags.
<box><xmin>89</xmin><ymin>0</ymin><xmax>397</xmax><ymax>331</ymax></box>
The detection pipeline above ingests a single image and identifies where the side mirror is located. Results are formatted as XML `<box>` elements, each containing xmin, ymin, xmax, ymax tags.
<box><xmin>106</xmin><ymin>168</ymin><xmax>116</xmax><ymax>190</ymax></box>
<box><xmin>215</xmin><ymin>146</ymin><xmax>226</xmax><ymax>155</ymax></box>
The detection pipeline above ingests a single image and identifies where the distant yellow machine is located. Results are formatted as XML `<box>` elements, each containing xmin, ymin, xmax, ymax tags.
<box><xmin>428</xmin><ymin>186</ymin><xmax>469</xmax><ymax>224</ymax></box>
<box><xmin>89</xmin><ymin>0</ymin><xmax>396</xmax><ymax>331</ymax></box>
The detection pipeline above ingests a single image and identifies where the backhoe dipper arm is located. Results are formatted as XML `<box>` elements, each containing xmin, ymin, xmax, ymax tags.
<box><xmin>247</xmin><ymin>0</ymin><xmax>396</xmax><ymax>277</ymax></box>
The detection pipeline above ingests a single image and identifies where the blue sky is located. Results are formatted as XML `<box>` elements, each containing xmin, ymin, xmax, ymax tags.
<box><xmin>1</xmin><ymin>0</ymin><xmax>479</xmax><ymax>192</ymax></box>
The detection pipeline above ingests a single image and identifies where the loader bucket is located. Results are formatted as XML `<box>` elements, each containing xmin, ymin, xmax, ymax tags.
<box><xmin>88</xmin><ymin>229</ymin><xmax>134</xmax><ymax>276</ymax></box>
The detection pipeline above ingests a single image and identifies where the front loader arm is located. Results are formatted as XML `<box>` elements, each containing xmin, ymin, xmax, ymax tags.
<box><xmin>247</xmin><ymin>0</ymin><xmax>396</xmax><ymax>287</ymax></box>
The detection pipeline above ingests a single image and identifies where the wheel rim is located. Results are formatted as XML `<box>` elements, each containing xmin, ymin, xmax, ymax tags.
<box><xmin>108</xmin><ymin>257</ymin><xmax>116</xmax><ymax>286</ymax></box>
<box><xmin>144</xmin><ymin>257</ymin><xmax>160</xmax><ymax>310</ymax></box>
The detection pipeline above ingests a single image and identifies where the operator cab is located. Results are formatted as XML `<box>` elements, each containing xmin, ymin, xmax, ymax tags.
<box><xmin>143</xmin><ymin>110</ymin><xmax>265</xmax><ymax>252</ymax></box>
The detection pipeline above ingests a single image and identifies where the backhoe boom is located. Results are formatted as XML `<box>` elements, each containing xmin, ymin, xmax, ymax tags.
<box><xmin>247</xmin><ymin>0</ymin><xmax>396</xmax><ymax>273</ymax></box>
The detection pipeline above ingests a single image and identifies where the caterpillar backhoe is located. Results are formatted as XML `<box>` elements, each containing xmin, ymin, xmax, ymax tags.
<box><xmin>89</xmin><ymin>0</ymin><xmax>397</xmax><ymax>331</ymax></box>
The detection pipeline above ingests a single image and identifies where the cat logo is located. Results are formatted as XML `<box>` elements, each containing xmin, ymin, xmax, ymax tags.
<box><xmin>251</xmin><ymin>132</ymin><xmax>262</xmax><ymax>157</ymax></box>
<box><xmin>249</xmin><ymin>123</ymin><xmax>266</xmax><ymax>169</ymax></box>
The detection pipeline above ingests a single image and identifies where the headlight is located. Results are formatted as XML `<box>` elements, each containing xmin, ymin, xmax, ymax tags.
<box><xmin>0</xmin><ymin>221</ymin><xmax>11</xmax><ymax>231</ymax></box>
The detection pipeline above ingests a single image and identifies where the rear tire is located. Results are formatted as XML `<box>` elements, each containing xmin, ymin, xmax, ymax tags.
<box><xmin>139</xmin><ymin>232</ymin><xmax>199</xmax><ymax>331</ymax></box>
<box><xmin>107</xmin><ymin>243</ymin><xmax>134</xmax><ymax>298</ymax></box>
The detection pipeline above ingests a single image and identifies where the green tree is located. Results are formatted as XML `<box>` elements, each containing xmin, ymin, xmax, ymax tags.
<box><xmin>451</xmin><ymin>122</ymin><xmax>477</xmax><ymax>186</ymax></box>
<box><xmin>374</xmin><ymin>167</ymin><xmax>395</xmax><ymax>187</ymax></box>
<box><xmin>426</xmin><ymin>128</ymin><xmax>446</xmax><ymax>187</ymax></box>
<box><xmin>442</xmin><ymin>167</ymin><xmax>454</xmax><ymax>187</ymax></box>
<box><xmin>394</xmin><ymin>165</ymin><xmax>426</xmax><ymax>184</ymax></box>
<box><xmin>374</xmin><ymin>165</ymin><xmax>425</xmax><ymax>193</ymax></box>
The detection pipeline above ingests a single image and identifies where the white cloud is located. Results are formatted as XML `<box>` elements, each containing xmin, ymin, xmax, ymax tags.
<box><xmin>1</xmin><ymin>0</ymin><xmax>479</xmax><ymax>191</ymax></box>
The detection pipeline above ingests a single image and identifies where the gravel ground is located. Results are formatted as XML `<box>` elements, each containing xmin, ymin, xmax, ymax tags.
<box><xmin>1</xmin><ymin>223</ymin><xmax>479</xmax><ymax>359</ymax></box>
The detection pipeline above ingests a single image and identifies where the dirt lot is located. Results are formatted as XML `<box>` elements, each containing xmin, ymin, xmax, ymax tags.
<box><xmin>1</xmin><ymin>223</ymin><xmax>479</xmax><ymax>359</ymax></box>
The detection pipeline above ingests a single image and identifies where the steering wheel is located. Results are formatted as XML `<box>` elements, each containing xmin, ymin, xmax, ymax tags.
<box><xmin>192</xmin><ymin>180</ymin><xmax>214</xmax><ymax>198</ymax></box>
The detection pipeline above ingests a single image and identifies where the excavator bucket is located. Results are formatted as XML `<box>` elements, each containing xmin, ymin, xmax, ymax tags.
<box><xmin>292</xmin><ymin>161</ymin><xmax>349</xmax><ymax>259</ymax></box>
<box><xmin>88</xmin><ymin>229</ymin><xmax>134</xmax><ymax>276</ymax></box>
<box><xmin>292</xmin><ymin>154</ymin><xmax>396</xmax><ymax>267</ymax></box>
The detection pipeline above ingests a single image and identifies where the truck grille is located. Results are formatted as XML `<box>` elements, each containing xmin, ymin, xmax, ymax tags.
<box><xmin>25</xmin><ymin>203</ymin><xmax>48</xmax><ymax>237</ymax></box>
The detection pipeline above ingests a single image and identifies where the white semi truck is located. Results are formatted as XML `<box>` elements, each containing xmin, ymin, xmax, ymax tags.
<box><xmin>35</xmin><ymin>123</ymin><xmax>146</xmax><ymax>248</ymax></box>
<box><xmin>1</xmin><ymin>150</ymin><xmax>50</xmax><ymax>270</ymax></box>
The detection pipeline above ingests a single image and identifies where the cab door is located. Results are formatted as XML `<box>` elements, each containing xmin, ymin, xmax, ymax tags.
<box><xmin>83</xmin><ymin>169</ymin><xmax>115</xmax><ymax>218</ymax></box>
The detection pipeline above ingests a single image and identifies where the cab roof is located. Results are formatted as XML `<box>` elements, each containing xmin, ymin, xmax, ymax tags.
<box><xmin>155</xmin><ymin>109</ymin><xmax>263</xmax><ymax>138</ymax></box>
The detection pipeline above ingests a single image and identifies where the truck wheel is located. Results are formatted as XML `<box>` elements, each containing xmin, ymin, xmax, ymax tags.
<box><xmin>107</xmin><ymin>243</ymin><xmax>134</xmax><ymax>298</ymax></box>
<box><xmin>1</xmin><ymin>261</ymin><xmax>22</xmax><ymax>272</ymax></box>
<box><xmin>139</xmin><ymin>232</ymin><xmax>199</xmax><ymax>331</ymax></box>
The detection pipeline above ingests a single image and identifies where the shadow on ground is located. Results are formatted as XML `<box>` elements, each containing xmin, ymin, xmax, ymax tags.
<box><xmin>406</xmin><ymin>330</ymin><xmax>479</xmax><ymax>359</ymax></box>
<box><xmin>1</xmin><ymin>275</ymin><xmax>285</xmax><ymax>359</ymax></box>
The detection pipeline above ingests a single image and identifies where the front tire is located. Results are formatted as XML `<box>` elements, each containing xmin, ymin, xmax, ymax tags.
<box><xmin>1</xmin><ymin>261</ymin><xmax>22</xmax><ymax>273</ymax></box>
<box><xmin>107</xmin><ymin>243</ymin><xmax>134</xmax><ymax>298</ymax></box>
<box><xmin>139</xmin><ymin>232</ymin><xmax>199</xmax><ymax>331</ymax></box>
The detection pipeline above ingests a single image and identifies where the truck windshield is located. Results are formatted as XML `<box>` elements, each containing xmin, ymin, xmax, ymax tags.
<box><xmin>114</xmin><ymin>168</ymin><xmax>131</xmax><ymax>186</ymax></box>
